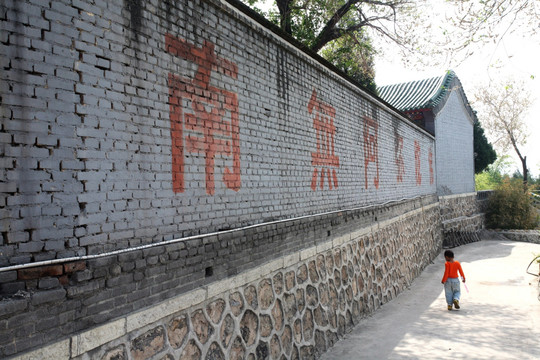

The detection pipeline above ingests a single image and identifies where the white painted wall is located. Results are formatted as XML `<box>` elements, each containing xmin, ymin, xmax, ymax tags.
<box><xmin>435</xmin><ymin>90</ymin><xmax>475</xmax><ymax>195</ymax></box>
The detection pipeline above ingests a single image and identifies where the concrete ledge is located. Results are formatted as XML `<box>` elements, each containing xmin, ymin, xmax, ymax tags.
<box><xmin>317</xmin><ymin>241</ymin><xmax>333</xmax><ymax>254</ymax></box>
<box><xmin>14</xmin><ymin>340</ymin><xmax>70</xmax><ymax>360</ymax></box>
<box><xmin>439</xmin><ymin>192</ymin><xmax>477</xmax><ymax>200</ymax></box>
<box><xmin>283</xmin><ymin>253</ymin><xmax>300</xmax><ymax>268</ymax></box>
<box><xmin>332</xmin><ymin>234</ymin><xmax>350</xmax><ymax>247</ymax></box>
<box><xmin>300</xmin><ymin>246</ymin><xmax>318</xmax><ymax>260</ymax></box>
<box><xmin>126</xmin><ymin>289</ymin><xmax>206</xmax><ymax>333</ymax></box>
<box><xmin>72</xmin><ymin>319</ymin><xmax>125</xmax><ymax>356</ymax></box>
<box><xmin>442</xmin><ymin>213</ymin><xmax>484</xmax><ymax>225</ymax></box>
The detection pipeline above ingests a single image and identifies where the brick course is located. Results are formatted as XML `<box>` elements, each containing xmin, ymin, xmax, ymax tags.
<box><xmin>0</xmin><ymin>0</ymin><xmax>457</xmax><ymax>357</ymax></box>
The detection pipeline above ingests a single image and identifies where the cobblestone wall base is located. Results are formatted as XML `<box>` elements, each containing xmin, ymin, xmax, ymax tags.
<box><xmin>492</xmin><ymin>230</ymin><xmax>540</xmax><ymax>245</ymax></box>
<box><xmin>12</xmin><ymin>202</ymin><xmax>442</xmax><ymax>360</ymax></box>
<box><xmin>439</xmin><ymin>193</ymin><xmax>485</xmax><ymax>248</ymax></box>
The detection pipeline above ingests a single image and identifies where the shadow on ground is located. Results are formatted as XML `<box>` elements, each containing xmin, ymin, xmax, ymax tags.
<box><xmin>322</xmin><ymin>240</ymin><xmax>540</xmax><ymax>360</ymax></box>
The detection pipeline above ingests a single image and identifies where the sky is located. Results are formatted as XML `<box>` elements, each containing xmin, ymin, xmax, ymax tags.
<box><xmin>374</xmin><ymin>7</ymin><xmax>540</xmax><ymax>178</ymax></box>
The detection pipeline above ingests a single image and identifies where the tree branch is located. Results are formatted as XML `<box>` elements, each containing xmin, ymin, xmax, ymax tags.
<box><xmin>311</xmin><ymin>0</ymin><xmax>402</xmax><ymax>52</ymax></box>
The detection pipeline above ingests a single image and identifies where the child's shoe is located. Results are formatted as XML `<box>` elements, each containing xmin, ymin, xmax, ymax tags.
<box><xmin>447</xmin><ymin>305</ymin><xmax>452</xmax><ymax>311</ymax></box>
<box><xmin>453</xmin><ymin>299</ymin><xmax>460</xmax><ymax>309</ymax></box>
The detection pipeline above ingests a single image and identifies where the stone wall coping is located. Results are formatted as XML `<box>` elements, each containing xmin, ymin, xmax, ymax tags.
<box><xmin>496</xmin><ymin>230</ymin><xmax>540</xmax><ymax>234</ymax></box>
<box><xmin>442</xmin><ymin>213</ymin><xmax>484</xmax><ymax>225</ymax></box>
<box><xmin>439</xmin><ymin>192</ymin><xmax>477</xmax><ymax>200</ymax></box>
<box><xmin>126</xmin><ymin>289</ymin><xmax>207</xmax><ymax>333</ymax></box>
<box><xmin>13</xmin><ymin>200</ymin><xmax>441</xmax><ymax>359</ymax></box>
<box><xmin>12</xmin><ymin>340</ymin><xmax>70</xmax><ymax>360</ymax></box>
<box><xmin>72</xmin><ymin>319</ymin><xmax>126</xmax><ymax>356</ymax></box>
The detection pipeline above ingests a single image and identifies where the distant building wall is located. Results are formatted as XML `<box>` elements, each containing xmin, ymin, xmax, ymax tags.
<box><xmin>434</xmin><ymin>90</ymin><xmax>475</xmax><ymax>195</ymax></box>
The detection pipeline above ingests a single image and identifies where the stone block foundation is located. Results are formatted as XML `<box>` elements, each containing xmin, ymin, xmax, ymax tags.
<box><xmin>14</xmin><ymin>199</ymin><xmax>442</xmax><ymax>359</ymax></box>
<box><xmin>439</xmin><ymin>193</ymin><xmax>485</xmax><ymax>248</ymax></box>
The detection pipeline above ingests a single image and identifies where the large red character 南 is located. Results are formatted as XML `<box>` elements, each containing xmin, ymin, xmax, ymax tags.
<box><xmin>308</xmin><ymin>89</ymin><xmax>339</xmax><ymax>191</ymax></box>
<box><xmin>166</xmin><ymin>33</ymin><xmax>241</xmax><ymax>195</ymax></box>
<box><xmin>363</xmin><ymin>116</ymin><xmax>379</xmax><ymax>189</ymax></box>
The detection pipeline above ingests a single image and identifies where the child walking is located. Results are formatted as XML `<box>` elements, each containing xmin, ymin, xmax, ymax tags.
<box><xmin>441</xmin><ymin>250</ymin><xmax>466</xmax><ymax>310</ymax></box>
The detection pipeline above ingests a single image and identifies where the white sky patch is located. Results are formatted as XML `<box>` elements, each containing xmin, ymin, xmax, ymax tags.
<box><xmin>374</xmin><ymin>3</ymin><xmax>540</xmax><ymax>178</ymax></box>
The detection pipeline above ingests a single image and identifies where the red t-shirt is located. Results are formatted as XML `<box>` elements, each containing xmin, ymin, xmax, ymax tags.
<box><xmin>442</xmin><ymin>261</ymin><xmax>465</xmax><ymax>283</ymax></box>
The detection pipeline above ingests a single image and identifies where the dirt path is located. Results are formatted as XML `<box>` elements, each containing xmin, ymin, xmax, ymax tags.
<box><xmin>321</xmin><ymin>240</ymin><xmax>540</xmax><ymax>360</ymax></box>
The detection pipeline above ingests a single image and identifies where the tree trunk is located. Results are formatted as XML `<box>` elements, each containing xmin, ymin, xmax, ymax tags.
<box><xmin>521</xmin><ymin>155</ymin><xmax>528</xmax><ymax>189</ymax></box>
<box><xmin>510</xmin><ymin>134</ymin><xmax>527</xmax><ymax>189</ymax></box>
<box><xmin>276</xmin><ymin>0</ymin><xmax>292</xmax><ymax>34</ymax></box>
<box><xmin>311</xmin><ymin>1</ymin><xmax>356</xmax><ymax>52</ymax></box>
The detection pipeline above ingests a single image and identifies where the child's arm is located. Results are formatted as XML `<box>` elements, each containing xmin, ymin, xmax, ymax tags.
<box><xmin>441</xmin><ymin>262</ymin><xmax>449</xmax><ymax>284</ymax></box>
<box><xmin>458</xmin><ymin>262</ymin><xmax>465</xmax><ymax>282</ymax></box>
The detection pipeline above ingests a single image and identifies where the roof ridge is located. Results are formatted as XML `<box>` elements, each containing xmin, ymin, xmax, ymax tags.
<box><xmin>426</xmin><ymin>70</ymin><xmax>455</xmax><ymax>108</ymax></box>
<box><xmin>377</xmin><ymin>70</ymin><xmax>456</xmax><ymax>112</ymax></box>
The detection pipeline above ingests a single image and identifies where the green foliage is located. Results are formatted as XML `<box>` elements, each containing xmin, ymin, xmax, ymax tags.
<box><xmin>321</xmin><ymin>32</ymin><xmax>377</xmax><ymax>93</ymax></box>
<box><xmin>512</xmin><ymin>170</ymin><xmax>540</xmax><ymax>187</ymax></box>
<box><xmin>254</xmin><ymin>0</ymin><xmax>332</xmax><ymax>48</ymax></box>
<box><xmin>475</xmin><ymin>171</ymin><xmax>500</xmax><ymax>190</ymax></box>
<box><xmin>486</xmin><ymin>178</ymin><xmax>538</xmax><ymax>230</ymax></box>
<box><xmin>474</xmin><ymin>155</ymin><xmax>513</xmax><ymax>190</ymax></box>
<box><xmin>287</xmin><ymin>1</ymin><xmax>327</xmax><ymax>49</ymax></box>
<box><xmin>242</xmin><ymin>0</ymin><xmax>377</xmax><ymax>92</ymax></box>
<box><xmin>473</xmin><ymin>121</ymin><xmax>496</xmax><ymax>173</ymax></box>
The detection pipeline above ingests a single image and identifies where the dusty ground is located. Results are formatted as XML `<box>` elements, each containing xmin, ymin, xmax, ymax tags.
<box><xmin>321</xmin><ymin>240</ymin><xmax>540</xmax><ymax>360</ymax></box>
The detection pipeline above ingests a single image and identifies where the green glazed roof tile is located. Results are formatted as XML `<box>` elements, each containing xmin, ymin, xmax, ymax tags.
<box><xmin>378</xmin><ymin>70</ymin><xmax>456</xmax><ymax>111</ymax></box>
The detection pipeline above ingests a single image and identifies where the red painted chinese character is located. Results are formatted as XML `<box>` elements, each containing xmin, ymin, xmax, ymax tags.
<box><xmin>429</xmin><ymin>147</ymin><xmax>434</xmax><ymax>185</ymax></box>
<box><xmin>414</xmin><ymin>140</ymin><xmax>422</xmax><ymax>186</ymax></box>
<box><xmin>308</xmin><ymin>89</ymin><xmax>339</xmax><ymax>190</ymax></box>
<box><xmin>363</xmin><ymin>116</ymin><xmax>379</xmax><ymax>189</ymax></box>
<box><xmin>166</xmin><ymin>33</ymin><xmax>240</xmax><ymax>195</ymax></box>
<box><xmin>395</xmin><ymin>135</ymin><xmax>405</xmax><ymax>183</ymax></box>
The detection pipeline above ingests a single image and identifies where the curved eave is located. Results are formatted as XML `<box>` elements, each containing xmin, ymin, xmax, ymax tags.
<box><xmin>378</xmin><ymin>70</ymin><xmax>456</xmax><ymax>112</ymax></box>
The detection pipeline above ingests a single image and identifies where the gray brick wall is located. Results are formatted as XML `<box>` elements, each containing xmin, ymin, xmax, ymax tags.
<box><xmin>0</xmin><ymin>0</ymin><xmax>436</xmax><ymax>265</ymax></box>
<box><xmin>0</xmin><ymin>0</ymin><xmax>445</xmax><ymax>357</ymax></box>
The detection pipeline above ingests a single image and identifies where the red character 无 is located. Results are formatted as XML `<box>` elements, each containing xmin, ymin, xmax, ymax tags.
<box><xmin>429</xmin><ymin>147</ymin><xmax>434</xmax><ymax>185</ymax></box>
<box><xmin>414</xmin><ymin>140</ymin><xmax>422</xmax><ymax>186</ymax></box>
<box><xmin>363</xmin><ymin>116</ymin><xmax>379</xmax><ymax>189</ymax></box>
<box><xmin>308</xmin><ymin>89</ymin><xmax>339</xmax><ymax>191</ymax></box>
<box><xmin>166</xmin><ymin>33</ymin><xmax>241</xmax><ymax>195</ymax></box>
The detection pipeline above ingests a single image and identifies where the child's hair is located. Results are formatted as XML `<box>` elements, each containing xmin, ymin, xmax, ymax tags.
<box><xmin>444</xmin><ymin>250</ymin><xmax>454</xmax><ymax>258</ymax></box>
